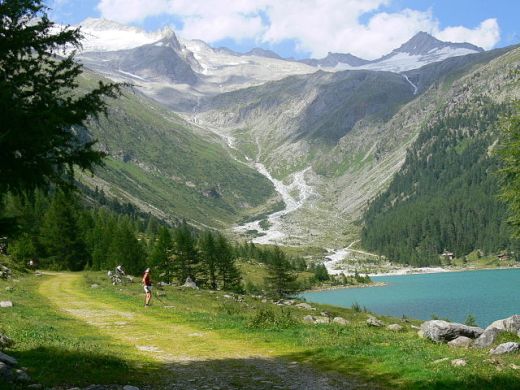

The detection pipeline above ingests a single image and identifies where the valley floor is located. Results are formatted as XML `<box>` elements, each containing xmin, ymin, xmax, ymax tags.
<box><xmin>1</xmin><ymin>272</ymin><xmax>519</xmax><ymax>389</ymax></box>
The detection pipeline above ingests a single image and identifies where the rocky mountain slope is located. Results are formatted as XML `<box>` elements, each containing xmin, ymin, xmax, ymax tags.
<box><xmin>76</xmin><ymin>70</ymin><xmax>279</xmax><ymax>229</ymax></box>
<box><xmin>71</xmin><ymin>18</ymin><xmax>520</xmax><ymax>252</ymax></box>
<box><xmin>192</xmin><ymin>46</ymin><xmax>518</xmax><ymax>247</ymax></box>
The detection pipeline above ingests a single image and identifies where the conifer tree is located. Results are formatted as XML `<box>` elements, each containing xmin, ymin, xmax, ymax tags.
<box><xmin>171</xmin><ymin>222</ymin><xmax>202</xmax><ymax>284</ymax></box>
<box><xmin>199</xmin><ymin>231</ymin><xmax>218</xmax><ymax>289</ymax></box>
<box><xmin>499</xmin><ymin>102</ymin><xmax>520</xmax><ymax>237</ymax></box>
<box><xmin>107</xmin><ymin>220</ymin><xmax>145</xmax><ymax>275</ymax></box>
<box><xmin>39</xmin><ymin>192</ymin><xmax>88</xmax><ymax>270</ymax></box>
<box><xmin>264</xmin><ymin>246</ymin><xmax>298</xmax><ymax>298</ymax></box>
<box><xmin>215</xmin><ymin>233</ymin><xmax>241</xmax><ymax>291</ymax></box>
<box><xmin>150</xmin><ymin>226</ymin><xmax>173</xmax><ymax>279</ymax></box>
<box><xmin>0</xmin><ymin>0</ymin><xmax>121</xmax><ymax>194</ymax></box>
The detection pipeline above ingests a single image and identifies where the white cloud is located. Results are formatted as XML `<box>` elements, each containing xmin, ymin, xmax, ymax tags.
<box><xmin>95</xmin><ymin>0</ymin><xmax>501</xmax><ymax>59</ymax></box>
<box><xmin>435</xmin><ymin>18</ymin><xmax>500</xmax><ymax>50</ymax></box>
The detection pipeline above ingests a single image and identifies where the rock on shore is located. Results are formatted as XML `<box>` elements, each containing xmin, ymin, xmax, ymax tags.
<box><xmin>420</xmin><ymin>320</ymin><xmax>483</xmax><ymax>342</ymax></box>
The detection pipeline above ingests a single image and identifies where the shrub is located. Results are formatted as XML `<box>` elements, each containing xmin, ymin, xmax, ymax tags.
<box><xmin>247</xmin><ymin>307</ymin><xmax>297</xmax><ymax>330</ymax></box>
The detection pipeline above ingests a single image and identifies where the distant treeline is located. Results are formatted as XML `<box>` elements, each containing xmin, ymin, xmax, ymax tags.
<box><xmin>362</xmin><ymin>97</ymin><xmax>520</xmax><ymax>266</ymax></box>
<box><xmin>0</xmin><ymin>189</ymin><xmax>322</xmax><ymax>296</ymax></box>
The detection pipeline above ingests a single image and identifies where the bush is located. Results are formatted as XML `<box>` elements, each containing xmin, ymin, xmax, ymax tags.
<box><xmin>8</xmin><ymin>233</ymin><xmax>36</xmax><ymax>263</ymax></box>
<box><xmin>247</xmin><ymin>307</ymin><xmax>297</xmax><ymax>330</ymax></box>
<box><xmin>464</xmin><ymin>314</ymin><xmax>478</xmax><ymax>327</ymax></box>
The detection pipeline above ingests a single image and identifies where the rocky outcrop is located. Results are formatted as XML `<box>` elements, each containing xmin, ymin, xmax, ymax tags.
<box><xmin>420</xmin><ymin>320</ymin><xmax>483</xmax><ymax>342</ymax></box>
<box><xmin>474</xmin><ymin>315</ymin><xmax>520</xmax><ymax>348</ymax></box>
<box><xmin>490</xmin><ymin>342</ymin><xmax>520</xmax><ymax>355</ymax></box>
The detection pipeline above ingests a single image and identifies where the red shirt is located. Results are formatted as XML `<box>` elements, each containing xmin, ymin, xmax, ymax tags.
<box><xmin>143</xmin><ymin>272</ymin><xmax>151</xmax><ymax>286</ymax></box>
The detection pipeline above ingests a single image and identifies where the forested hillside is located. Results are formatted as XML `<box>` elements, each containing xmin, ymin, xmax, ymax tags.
<box><xmin>362</xmin><ymin>97</ymin><xmax>518</xmax><ymax>265</ymax></box>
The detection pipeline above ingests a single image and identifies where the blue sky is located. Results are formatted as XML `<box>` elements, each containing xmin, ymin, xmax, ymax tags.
<box><xmin>47</xmin><ymin>0</ymin><xmax>519</xmax><ymax>60</ymax></box>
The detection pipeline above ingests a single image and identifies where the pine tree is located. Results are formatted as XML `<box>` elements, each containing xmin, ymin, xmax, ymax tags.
<box><xmin>215</xmin><ymin>233</ymin><xmax>241</xmax><ymax>291</ymax></box>
<box><xmin>150</xmin><ymin>226</ymin><xmax>173</xmax><ymax>279</ymax></box>
<box><xmin>39</xmin><ymin>192</ymin><xmax>88</xmax><ymax>270</ymax></box>
<box><xmin>171</xmin><ymin>222</ymin><xmax>202</xmax><ymax>284</ymax></box>
<box><xmin>199</xmin><ymin>231</ymin><xmax>218</xmax><ymax>289</ymax></box>
<box><xmin>264</xmin><ymin>247</ymin><xmax>299</xmax><ymax>298</ymax></box>
<box><xmin>0</xmin><ymin>0</ymin><xmax>121</xmax><ymax>194</ymax></box>
<box><xmin>499</xmin><ymin>102</ymin><xmax>520</xmax><ymax>237</ymax></box>
<box><xmin>107</xmin><ymin>220</ymin><xmax>145</xmax><ymax>275</ymax></box>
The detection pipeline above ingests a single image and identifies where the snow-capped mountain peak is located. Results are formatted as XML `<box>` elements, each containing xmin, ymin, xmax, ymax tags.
<box><xmin>77</xmin><ymin>18</ymin><xmax>164</xmax><ymax>52</ymax></box>
<box><xmin>394</xmin><ymin>31</ymin><xmax>483</xmax><ymax>56</ymax></box>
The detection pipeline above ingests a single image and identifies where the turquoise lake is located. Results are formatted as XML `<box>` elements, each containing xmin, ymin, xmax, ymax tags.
<box><xmin>301</xmin><ymin>268</ymin><xmax>520</xmax><ymax>327</ymax></box>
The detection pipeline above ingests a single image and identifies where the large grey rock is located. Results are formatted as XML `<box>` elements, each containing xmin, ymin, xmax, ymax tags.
<box><xmin>474</xmin><ymin>315</ymin><xmax>520</xmax><ymax>348</ymax></box>
<box><xmin>487</xmin><ymin>315</ymin><xmax>520</xmax><ymax>333</ymax></box>
<box><xmin>0</xmin><ymin>301</ymin><xmax>13</xmax><ymax>308</ymax></box>
<box><xmin>182</xmin><ymin>277</ymin><xmax>198</xmax><ymax>289</ymax></box>
<box><xmin>387</xmin><ymin>324</ymin><xmax>404</xmax><ymax>332</ymax></box>
<box><xmin>447</xmin><ymin>336</ymin><xmax>473</xmax><ymax>348</ymax></box>
<box><xmin>0</xmin><ymin>333</ymin><xmax>14</xmax><ymax>350</ymax></box>
<box><xmin>474</xmin><ymin>327</ymin><xmax>503</xmax><ymax>348</ymax></box>
<box><xmin>332</xmin><ymin>317</ymin><xmax>350</xmax><ymax>326</ymax></box>
<box><xmin>420</xmin><ymin>320</ymin><xmax>484</xmax><ymax>342</ymax></box>
<box><xmin>0</xmin><ymin>361</ymin><xmax>11</xmax><ymax>376</ymax></box>
<box><xmin>490</xmin><ymin>342</ymin><xmax>520</xmax><ymax>355</ymax></box>
<box><xmin>367</xmin><ymin>316</ymin><xmax>384</xmax><ymax>327</ymax></box>
<box><xmin>15</xmin><ymin>369</ymin><xmax>30</xmax><ymax>382</ymax></box>
<box><xmin>303</xmin><ymin>315</ymin><xmax>315</xmax><ymax>324</ymax></box>
<box><xmin>0</xmin><ymin>351</ymin><xmax>17</xmax><ymax>365</ymax></box>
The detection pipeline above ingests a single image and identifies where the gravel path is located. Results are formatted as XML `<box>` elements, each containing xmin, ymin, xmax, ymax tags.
<box><xmin>40</xmin><ymin>274</ymin><xmax>374</xmax><ymax>390</ymax></box>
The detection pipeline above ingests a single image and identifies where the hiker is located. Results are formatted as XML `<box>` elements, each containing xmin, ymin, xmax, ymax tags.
<box><xmin>142</xmin><ymin>268</ymin><xmax>152</xmax><ymax>306</ymax></box>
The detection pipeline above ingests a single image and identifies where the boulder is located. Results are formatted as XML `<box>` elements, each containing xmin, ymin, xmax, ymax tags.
<box><xmin>0</xmin><ymin>333</ymin><xmax>14</xmax><ymax>350</ymax></box>
<box><xmin>295</xmin><ymin>303</ymin><xmax>313</xmax><ymax>310</ymax></box>
<box><xmin>475</xmin><ymin>315</ymin><xmax>520</xmax><ymax>348</ymax></box>
<box><xmin>0</xmin><ymin>361</ymin><xmax>11</xmax><ymax>376</ymax></box>
<box><xmin>367</xmin><ymin>316</ymin><xmax>384</xmax><ymax>327</ymax></box>
<box><xmin>90</xmin><ymin>284</ymin><xmax>99</xmax><ymax>289</ymax></box>
<box><xmin>448</xmin><ymin>336</ymin><xmax>473</xmax><ymax>348</ymax></box>
<box><xmin>332</xmin><ymin>317</ymin><xmax>350</xmax><ymax>326</ymax></box>
<box><xmin>303</xmin><ymin>315</ymin><xmax>315</xmax><ymax>324</ymax></box>
<box><xmin>487</xmin><ymin>315</ymin><xmax>520</xmax><ymax>333</ymax></box>
<box><xmin>0</xmin><ymin>351</ymin><xmax>17</xmax><ymax>365</ymax></box>
<box><xmin>0</xmin><ymin>301</ymin><xmax>13</xmax><ymax>308</ymax></box>
<box><xmin>474</xmin><ymin>328</ymin><xmax>503</xmax><ymax>348</ymax></box>
<box><xmin>123</xmin><ymin>386</ymin><xmax>140</xmax><ymax>390</ymax></box>
<box><xmin>420</xmin><ymin>320</ymin><xmax>484</xmax><ymax>342</ymax></box>
<box><xmin>182</xmin><ymin>277</ymin><xmax>198</xmax><ymax>289</ymax></box>
<box><xmin>387</xmin><ymin>324</ymin><xmax>403</xmax><ymax>332</ymax></box>
<box><xmin>490</xmin><ymin>342</ymin><xmax>520</xmax><ymax>355</ymax></box>
<box><xmin>15</xmin><ymin>369</ymin><xmax>30</xmax><ymax>382</ymax></box>
<box><xmin>451</xmin><ymin>358</ymin><xmax>467</xmax><ymax>367</ymax></box>
<box><xmin>314</xmin><ymin>316</ymin><xmax>330</xmax><ymax>324</ymax></box>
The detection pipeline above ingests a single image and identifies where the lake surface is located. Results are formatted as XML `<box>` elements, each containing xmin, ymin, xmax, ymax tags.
<box><xmin>301</xmin><ymin>268</ymin><xmax>520</xmax><ymax>327</ymax></box>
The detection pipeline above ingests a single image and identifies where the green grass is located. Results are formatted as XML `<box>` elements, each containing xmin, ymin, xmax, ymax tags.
<box><xmin>1</xmin><ymin>271</ymin><xmax>520</xmax><ymax>389</ymax></box>
<box><xmin>0</xmin><ymin>275</ymin><xmax>160</xmax><ymax>388</ymax></box>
